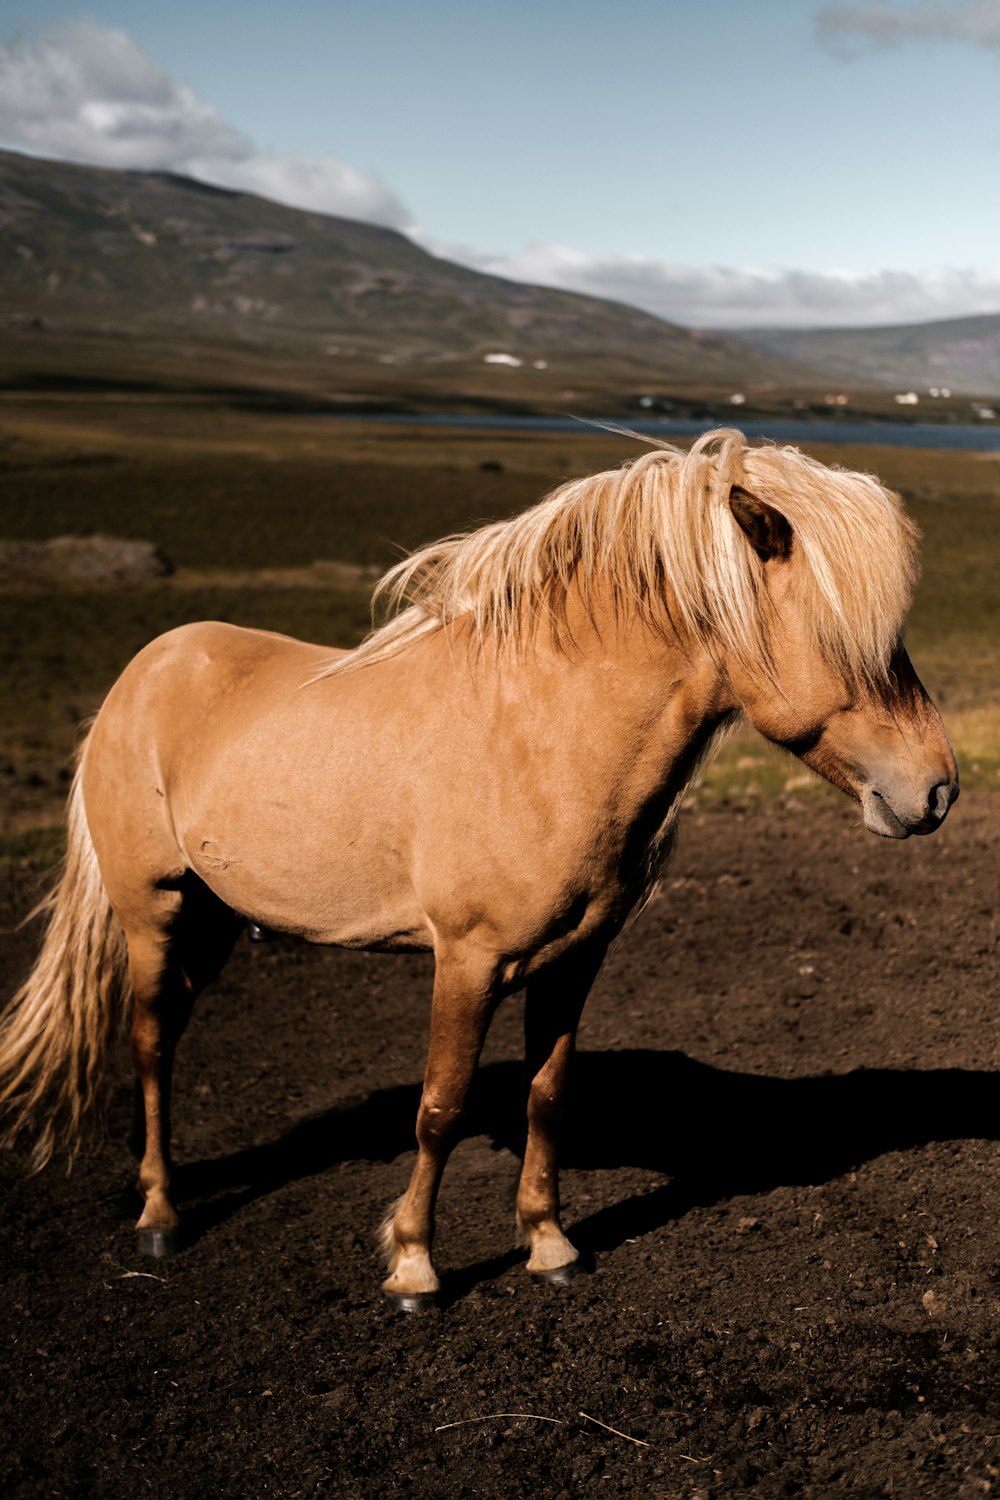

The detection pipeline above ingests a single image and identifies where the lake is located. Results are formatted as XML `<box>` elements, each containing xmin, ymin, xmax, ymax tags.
<box><xmin>340</xmin><ymin>412</ymin><xmax>1000</xmax><ymax>452</ymax></box>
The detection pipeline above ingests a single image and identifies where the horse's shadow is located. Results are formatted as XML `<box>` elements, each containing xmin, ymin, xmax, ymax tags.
<box><xmin>168</xmin><ymin>1051</ymin><xmax>1000</xmax><ymax>1279</ymax></box>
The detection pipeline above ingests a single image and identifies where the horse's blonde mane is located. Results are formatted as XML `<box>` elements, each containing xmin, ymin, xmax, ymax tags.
<box><xmin>314</xmin><ymin>428</ymin><xmax>918</xmax><ymax>686</ymax></box>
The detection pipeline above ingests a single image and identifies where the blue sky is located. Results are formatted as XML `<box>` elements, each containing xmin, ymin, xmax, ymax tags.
<box><xmin>1</xmin><ymin>1</ymin><xmax>999</xmax><ymax>326</ymax></box>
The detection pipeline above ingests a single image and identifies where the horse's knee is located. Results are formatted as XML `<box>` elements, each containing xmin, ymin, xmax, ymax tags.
<box><xmin>415</xmin><ymin>1096</ymin><xmax>464</xmax><ymax>1152</ymax></box>
<box><xmin>527</xmin><ymin>1074</ymin><xmax>567</xmax><ymax>1134</ymax></box>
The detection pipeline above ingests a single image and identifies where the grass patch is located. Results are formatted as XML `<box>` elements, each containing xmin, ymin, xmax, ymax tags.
<box><xmin>0</xmin><ymin>824</ymin><xmax>66</xmax><ymax>872</ymax></box>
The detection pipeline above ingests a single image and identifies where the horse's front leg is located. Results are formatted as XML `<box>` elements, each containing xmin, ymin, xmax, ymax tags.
<box><xmin>516</xmin><ymin>941</ymin><xmax>606</xmax><ymax>1281</ymax></box>
<box><xmin>381</xmin><ymin>947</ymin><xmax>499</xmax><ymax>1310</ymax></box>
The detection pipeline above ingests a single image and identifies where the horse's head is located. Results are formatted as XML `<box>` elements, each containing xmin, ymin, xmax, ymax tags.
<box><xmin>724</xmin><ymin>484</ymin><xmax>958</xmax><ymax>839</ymax></box>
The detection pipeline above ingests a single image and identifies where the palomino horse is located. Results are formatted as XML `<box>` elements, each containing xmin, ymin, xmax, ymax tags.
<box><xmin>0</xmin><ymin>429</ymin><xmax>957</xmax><ymax>1308</ymax></box>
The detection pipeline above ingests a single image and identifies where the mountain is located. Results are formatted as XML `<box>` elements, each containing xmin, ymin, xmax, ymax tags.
<box><xmin>731</xmin><ymin>314</ymin><xmax>1000</xmax><ymax>397</ymax></box>
<box><xmin>0</xmin><ymin>149</ymin><xmax>811</xmax><ymax>398</ymax></box>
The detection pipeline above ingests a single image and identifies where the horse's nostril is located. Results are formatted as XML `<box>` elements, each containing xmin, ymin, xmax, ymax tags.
<box><xmin>930</xmin><ymin>780</ymin><xmax>957</xmax><ymax>820</ymax></box>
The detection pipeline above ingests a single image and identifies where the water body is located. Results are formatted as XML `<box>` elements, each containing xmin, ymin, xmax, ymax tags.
<box><xmin>342</xmin><ymin>412</ymin><xmax>1000</xmax><ymax>452</ymax></box>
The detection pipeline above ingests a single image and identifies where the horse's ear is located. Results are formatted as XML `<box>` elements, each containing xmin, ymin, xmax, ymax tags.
<box><xmin>729</xmin><ymin>485</ymin><xmax>793</xmax><ymax>563</ymax></box>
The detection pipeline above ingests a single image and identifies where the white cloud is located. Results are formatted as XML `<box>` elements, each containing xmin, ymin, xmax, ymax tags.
<box><xmin>817</xmin><ymin>1</ymin><xmax>1000</xmax><ymax>55</ymax></box>
<box><xmin>419</xmin><ymin>235</ymin><xmax>1000</xmax><ymax>327</ymax></box>
<box><xmin>0</xmin><ymin>20</ymin><xmax>410</xmax><ymax>227</ymax></box>
<box><xmin>194</xmin><ymin>153</ymin><xmax>408</xmax><ymax>228</ymax></box>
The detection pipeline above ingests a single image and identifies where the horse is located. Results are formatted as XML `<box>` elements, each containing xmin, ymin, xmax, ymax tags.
<box><xmin>0</xmin><ymin>428</ymin><xmax>958</xmax><ymax>1309</ymax></box>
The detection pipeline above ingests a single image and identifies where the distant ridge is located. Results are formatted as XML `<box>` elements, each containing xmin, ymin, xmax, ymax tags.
<box><xmin>0</xmin><ymin>149</ymin><xmax>811</xmax><ymax>393</ymax></box>
<box><xmin>731</xmin><ymin>313</ymin><xmax>1000</xmax><ymax>397</ymax></box>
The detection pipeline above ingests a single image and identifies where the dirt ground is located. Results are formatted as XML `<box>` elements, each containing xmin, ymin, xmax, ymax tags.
<box><xmin>1</xmin><ymin>791</ymin><xmax>998</xmax><ymax>1499</ymax></box>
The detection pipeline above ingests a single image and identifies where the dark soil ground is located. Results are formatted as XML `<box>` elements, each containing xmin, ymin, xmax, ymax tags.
<box><xmin>1</xmin><ymin>792</ymin><xmax>998</xmax><ymax>1499</ymax></box>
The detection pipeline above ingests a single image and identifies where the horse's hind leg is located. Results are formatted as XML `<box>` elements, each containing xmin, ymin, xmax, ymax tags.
<box><xmin>126</xmin><ymin>875</ymin><xmax>241</xmax><ymax>1256</ymax></box>
<box><xmin>128</xmin><ymin>929</ymin><xmax>194</xmax><ymax>1256</ymax></box>
<box><xmin>516</xmin><ymin>942</ymin><xmax>605</xmax><ymax>1281</ymax></box>
<box><xmin>381</xmin><ymin>947</ymin><xmax>500</xmax><ymax>1309</ymax></box>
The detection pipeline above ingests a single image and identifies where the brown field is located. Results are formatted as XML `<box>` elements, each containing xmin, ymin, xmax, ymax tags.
<box><xmin>1</xmin><ymin>392</ymin><xmax>999</xmax><ymax>1497</ymax></box>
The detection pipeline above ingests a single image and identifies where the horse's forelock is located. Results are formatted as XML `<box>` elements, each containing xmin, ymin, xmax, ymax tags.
<box><xmin>738</xmin><ymin>442</ymin><xmax>918</xmax><ymax>686</ymax></box>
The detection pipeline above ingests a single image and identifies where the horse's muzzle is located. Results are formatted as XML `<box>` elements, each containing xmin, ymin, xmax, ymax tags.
<box><xmin>861</xmin><ymin>774</ymin><xmax>959</xmax><ymax>839</ymax></box>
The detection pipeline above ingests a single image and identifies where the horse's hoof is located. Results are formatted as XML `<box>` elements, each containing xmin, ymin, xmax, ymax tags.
<box><xmin>385</xmin><ymin>1291</ymin><xmax>438</xmax><ymax>1313</ymax></box>
<box><xmin>137</xmin><ymin>1228</ymin><xmax>180</xmax><ymax>1259</ymax></box>
<box><xmin>530</xmin><ymin>1261</ymin><xmax>582</xmax><ymax>1287</ymax></box>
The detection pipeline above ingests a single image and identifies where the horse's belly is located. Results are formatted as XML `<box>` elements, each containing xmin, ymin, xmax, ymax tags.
<box><xmin>183</xmin><ymin>813</ymin><xmax>432</xmax><ymax>951</ymax></box>
<box><xmin>193</xmin><ymin>853</ymin><xmax>433</xmax><ymax>951</ymax></box>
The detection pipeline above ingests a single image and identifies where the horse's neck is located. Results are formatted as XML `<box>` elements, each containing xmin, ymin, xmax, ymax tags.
<box><xmin>507</xmin><ymin>592</ymin><xmax>733</xmax><ymax>809</ymax></box>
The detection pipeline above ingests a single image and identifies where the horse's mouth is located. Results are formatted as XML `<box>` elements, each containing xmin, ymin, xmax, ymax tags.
<box><xmin>861</xmin><ymin>788</ymin><xmax>912</xmax><ymax>840</ymax></box>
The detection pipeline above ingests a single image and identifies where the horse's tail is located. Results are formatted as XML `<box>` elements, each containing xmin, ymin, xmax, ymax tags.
<box><xmin>0</xmin><ymin>760</ymin><xmax>129</xmax><ymax>1169</ymax></box>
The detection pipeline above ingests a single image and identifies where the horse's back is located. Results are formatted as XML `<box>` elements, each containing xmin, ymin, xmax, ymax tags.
<box><xmin>122</xmin><ymin>618</ymin><xmax>340</xmax><ymax>689</ymax></box>
<box><xmin>95</xmin><ymin>618</ymin><xmax>348</xmax><ymax>728</ymax></box>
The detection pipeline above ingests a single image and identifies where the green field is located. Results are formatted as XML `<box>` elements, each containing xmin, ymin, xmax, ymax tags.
<box><xmin>1</xmin><ymin>391</ymin><xmax>996</xmax><ymax>858</ymax></box>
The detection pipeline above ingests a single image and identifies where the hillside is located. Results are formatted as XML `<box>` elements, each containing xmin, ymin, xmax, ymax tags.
<box><xmin>0</xmin><ymin>149</ymin><xmax>811</xmax><ymax>398</ymax></box>
<box><xmin>732</xmin><ymin>313</ymin><xmax>1000</xmax><ymax>397</ymax></box>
